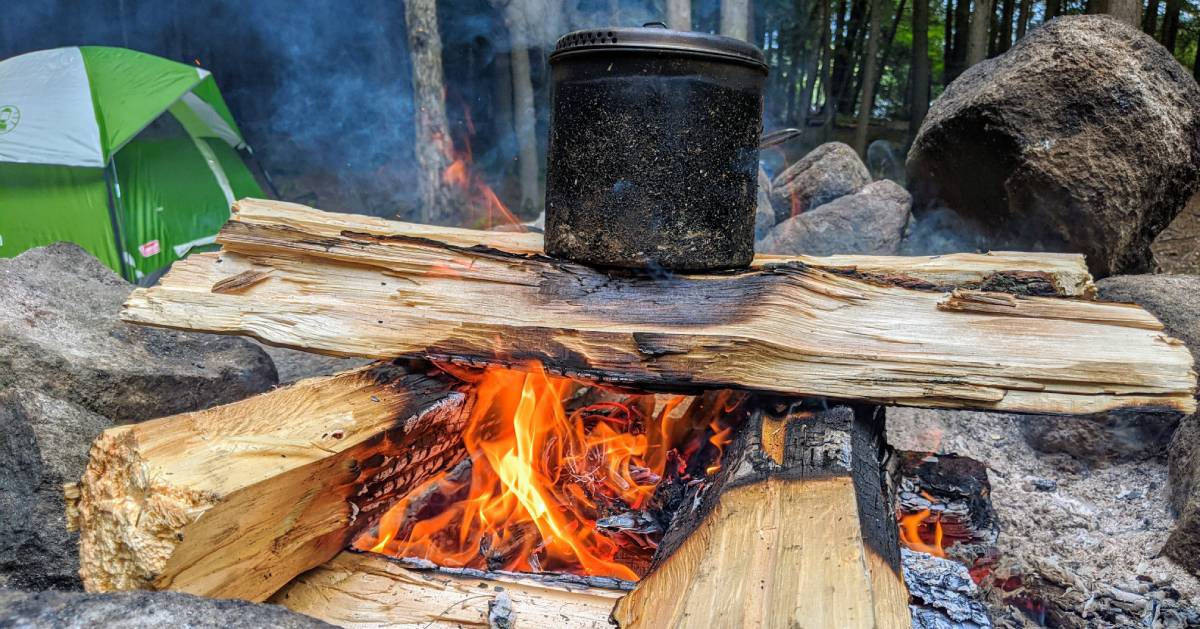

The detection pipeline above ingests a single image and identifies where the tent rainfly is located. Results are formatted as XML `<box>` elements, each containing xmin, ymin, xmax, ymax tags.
<box><xmin>0</xmin><ymin>46</ymin><xmax>264</xmax><ymax>281</ymax></box>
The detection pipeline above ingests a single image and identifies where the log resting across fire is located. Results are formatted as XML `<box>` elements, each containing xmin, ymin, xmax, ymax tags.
<box><xmin>65</xmin><ymin>363</ymin><xmax>470</xmax><ymax>602</ymax></box>
<box><xmin>121</xmin><ymin>199</ymin><xmax>1196</xmax><ymax>416</ymax></box>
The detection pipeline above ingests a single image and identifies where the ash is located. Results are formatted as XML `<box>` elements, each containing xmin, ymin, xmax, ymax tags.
<box><xmin>890</xmin><ymin>408</ymin><xmax>1200</xmax><ymax>628</ymax></box>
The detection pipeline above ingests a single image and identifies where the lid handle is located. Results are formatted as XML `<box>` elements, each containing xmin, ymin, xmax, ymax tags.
<box><xmin>642</xmin><ymin>21</ymin><xmax>668</xmax><ymax>28</ymax></box>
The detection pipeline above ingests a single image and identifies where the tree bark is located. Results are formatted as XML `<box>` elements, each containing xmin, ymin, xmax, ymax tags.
<box><xmin>404</xmin><ymin>0</ymin><xmax>455</xmax><ymax>224</ymax></box>
<box><xmin>69</xmin><ymin>364</ymin><xmax>470</xmax><ymax>602</ymax></box>
<box><xmin>998</xmin><ymin>0</ymin><xmax>1016</xmax><ymax>52</ymax></box>
<box><xmin>721</xmin><ymin>0</ymin><xmax>751</xmax><ymax>39</ymax></box>
<box><xmin>1016</xmin><ymin>0</ymin><xmax>1032</xmax><ymax>38</ymax></box>
<box><xmin>1162</xmin><ymin>0</ymin><xmax>1181</xmax><ymax>52</ymax></box>
<box><xmin>1046</xmin><ymin>0</ymin><xmax>1062</xmax><ymax>18</ymax></box>
<box><xmin>853</xmin><ymin>0</ymin><xmax>885</xmax><ymax>155</ymax></box>
<box><xmin>1090</xmin><ymin>0</ymin><xmax>1141</xmax><ymax>25</ymax></box>
<box><xmin>500</xmin><ymin>0</ymin><xmax>541</xmax><ymax>216</ymax></box>
<box><xmin>800</xmin><ymin>0</ymin><xmax>833</xmax><ymax>127</ymax></box>
<box><xmin>967</xmin><ymin>0</ymin><xmax>995</xmax><ymax>66</ymax></box>
<box><xmin>910</xmin><ymin>0</ymin><xmax>932</xmax><ymax>141</ymax></box>
<box><xmin>666</xmin><ymin>0</ymin><xmax>692</xmax><ymax>30</ymax></box>
<box><xmin>949</xmin><ymin>0</ymin><xmax>971</xmax><ymax>81</ymax></box>
<box><xmin>1143</xmin><ymin>0</ymin><xmax>1160</xmax><ymax>34</ymax></box>
<box><xmin>120</xmin><ymin>199</ymin><xmax>1198</xmax><ymax>417</ymax></box>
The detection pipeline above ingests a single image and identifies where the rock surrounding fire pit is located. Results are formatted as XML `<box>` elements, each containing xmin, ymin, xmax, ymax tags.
<box><xmin>759</xmin><ymin>179</ymin><xmax>912</xmax><ymax>256</ymax></box>
<box><xmin>907</xmin><ymin>15</ymin><xmax>1200</xmax><ymax>278</ymax></box>
<box><xmin>769</xmin><ymin>141</ymin><xmax>871</xmax><ymax>222</ymax></box>
<box><xmin>0</xmin><ymin>243</ymin><xmax>278</xmax><ymax>422</ymax></box>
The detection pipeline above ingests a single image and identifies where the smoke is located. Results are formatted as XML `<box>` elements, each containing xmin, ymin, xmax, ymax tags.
<box><xmin>898</xmin><ymin>204</ymin><xmax>994</xmax><ymax>256</ymax></box>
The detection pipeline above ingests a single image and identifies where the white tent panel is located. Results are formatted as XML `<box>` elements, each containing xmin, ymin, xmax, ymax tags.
<box><xmin>179</xmin><ymin>92</ymin><xmax>245</xmax><ymax>149</ymax></box>
<box><xmin>0</xmin><ymin>48</ymin><xmax>105</xmax><ymax>167</ymax></box>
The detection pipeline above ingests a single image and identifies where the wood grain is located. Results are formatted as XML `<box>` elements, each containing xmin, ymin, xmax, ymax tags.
<box><xmin>120</xmin><ymin>199</ymin><xmax>1196</xmax><ymax>415</ymax></box>
<box><xmin>271</xmin><ymin>551</ymin><xmax>623</xmax><ymax>628</ymax></box>
<box><xmin>71</xmin><ymin>364</ymin><xmax>470</xmax><ymax>602</ymax></box>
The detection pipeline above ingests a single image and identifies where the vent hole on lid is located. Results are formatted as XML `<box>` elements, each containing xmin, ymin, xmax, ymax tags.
<box><xmin>608</xmin><ymin>31</ymin><xmax>614</xmax><ymax>37</ymax></box>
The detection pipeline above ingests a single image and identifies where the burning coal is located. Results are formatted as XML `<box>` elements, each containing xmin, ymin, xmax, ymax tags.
<box><xmin>355</xmin><ymin>362</ymin><xmax>739</xmax><ymax>581</ymax></box>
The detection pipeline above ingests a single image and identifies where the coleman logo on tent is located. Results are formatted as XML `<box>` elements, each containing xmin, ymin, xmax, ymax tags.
<box><xmin>0</xmin><ymin>106</ymin><xmax>19</xmax><ymax>135</ymax></box>
<box><xmin>139</xmin><ymin>240</ymin><xmax>161</xmax><ymax>257</ymax></box>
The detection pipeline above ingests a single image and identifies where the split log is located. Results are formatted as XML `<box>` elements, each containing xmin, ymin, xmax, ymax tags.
<box><xmin>614</xmin><ymin>402</ymin><xmax>910</xmax><ymax>628</ymax></box>
<box><xmin>121</xmin><ymin>200</ymin><xmax>1196</xmax><ymax>416</ymax></box>
<box><xmin>235</xmin><ymin>198</ymin><xmax>1095</xmax><ymax>297</ymax></box>
<box><xmin>271</xmin><ymin>551</ymin><xmax>624</xmax><ymax>628</ymax></box>
<box><xmin>66</xmin><ymin>363</ymin><xmax>470</xmax><ymax>602</ymax></box>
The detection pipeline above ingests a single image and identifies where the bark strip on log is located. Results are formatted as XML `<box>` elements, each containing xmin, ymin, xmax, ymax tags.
<box><xmin>613</xmin><ymin>402</ymin><xmax>910</xmax><ymax>628</ymax></box>
<box><xmin>271</xmin><ymin>551</ymin><xmax>623</xmax><ymax>628</ymax></box>
<box><xmin>70</xmin><ymin>363</ymin><xmax>470</xmax><ymax>602</ymax></box>
<box><xmin>121</xmin><ymin>200</ymin><xmax>1196</xmax><ymax>416</ymax></box>
<box><xmin>233</xmin><ymin>198</ymin><xmax>1096</xmax><ymax>297</ymax></box>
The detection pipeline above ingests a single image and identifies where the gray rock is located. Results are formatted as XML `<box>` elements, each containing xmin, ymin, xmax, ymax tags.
<box><xmin>0</xmin><ymin>243</ymin><xmax>277</xmax><ymax>423</ymax></box>
<box><xmin>0</xmin><ymin>390</ymin><xmax>110</xmax><ymax>591</ymax></box>
<box><xmin>0</xmin><ymin>589</ymin><xmax>333</xmax><ymax>628</ymax></box>
<box><xmin>259</xmin><ymin>345</ymin><xmax>371</xmax><ymax>385</ymax></box>
<box><xmin>1168</xmin><ymin>414</ymin><xmax>1200</xmax><ymax>576</ymax></box>
<box><xmin>907</xmin><ymin>16</ymin><xmax>1200</xmax><ymax>278</ymax></box>
<box><xmin>769</xmin><ymin>142</ymin><xmax>871</xmax><ymax>224</ymax></box>
<box><xmin>1022</xmin><ymin>275</ymin><xmax>1200</xmax><ymax>464</ymax></box>
<box><xmin>758</xmin><ymin>180</ymin><xmax>911</xmax><ymax>256</ymax></box>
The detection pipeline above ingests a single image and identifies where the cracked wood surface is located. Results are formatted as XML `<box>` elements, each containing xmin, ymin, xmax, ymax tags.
<box><xmin>121</xmin><ymin>199</ymin><xmax>1196</xmax><ymax>416</ymax></box>
<box><xmin>70</xmin><ymin>364</ymin><xmax>470</xmax><ymax>602</ymax></box>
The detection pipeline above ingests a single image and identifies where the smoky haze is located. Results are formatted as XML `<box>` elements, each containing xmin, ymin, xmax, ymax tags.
<box><xmin>1</xmin><ymin>0</ymin><xmax>684</xmax><ymax>220</ymax></box>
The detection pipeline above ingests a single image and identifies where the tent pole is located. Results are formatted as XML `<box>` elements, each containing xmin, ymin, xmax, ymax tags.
<box><xmin>103</xmin><ymin>163</ymin><xmax>131</xmax><ymax>282</ymax></box>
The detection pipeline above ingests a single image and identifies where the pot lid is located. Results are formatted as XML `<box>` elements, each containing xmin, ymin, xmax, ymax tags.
<box><xmin>550</xmin><ymin>23</ymin><xmax>768</xmax><ymax>71</ymax></box>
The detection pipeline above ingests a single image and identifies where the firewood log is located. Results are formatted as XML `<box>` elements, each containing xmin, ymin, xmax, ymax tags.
<box><xmin>614</xmin><ymin>402</ymin><xmax>910</xmax><ymax>629</ymax></box>
<box><xmin>121</xmin><ymin>199</ymin><xmax>1195</xmax><ymax>416</ymax></box>
<box><xmin>271</xmin><ymin>551</ymin><xmax>624</xmax><ymax>628</ymax></box>
<box><xmin>65</xmin><ymin>363</ymin><xmax>470</xmax><ymax>602</ymax></box>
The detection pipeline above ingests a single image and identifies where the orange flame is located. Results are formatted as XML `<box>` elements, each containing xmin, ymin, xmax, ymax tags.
<box><xmin>356</xmin><ymin>363</ymin><xmax>735</xmax><ymax>580</ymax></box>
<box><xmin>898</xmin><ymin>491</ymin><xmax>946</xmax><ymax>557</ymax></box>
<box><xmin>435</xmin><ymin>107</ymin><xmax>524</xmax><ymax>230</ymax></box>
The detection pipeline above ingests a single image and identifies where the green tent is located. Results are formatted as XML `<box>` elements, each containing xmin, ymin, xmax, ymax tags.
<box><xmin>0</xmin><ymin>46</ymin><xmax>264</xmax><ymax>281</ymax></box>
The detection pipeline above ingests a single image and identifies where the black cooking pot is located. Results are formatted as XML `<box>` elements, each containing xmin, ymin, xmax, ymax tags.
<box><xmin>544</xmin><ymin>24</ymin><xmax>769</xmax><ymax>272</ymax></box>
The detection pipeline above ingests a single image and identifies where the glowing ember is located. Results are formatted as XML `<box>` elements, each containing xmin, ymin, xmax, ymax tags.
<box><xmin>355</xmin><ymin>362</ymin><xmax>737</xmax><ymax>580</ymax></box>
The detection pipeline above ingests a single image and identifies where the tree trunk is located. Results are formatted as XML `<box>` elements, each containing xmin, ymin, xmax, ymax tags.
<box><xmin>869</xmin><ymin>0</ymin><xmax>909</xmax><ymax>115</ymax></box>
<box><xmin>949</xmin><ymin>0</ymin><xmax>971</xmax><ymax>81</ymax></box>
<box><xmin>835</xmin><ymin>0</ymin><xmax>870</xmax><ymax>115</ymax></box>
<box><xmin>1016</xmin><ymin>0</ymin><xmax>1032</xmax><ymax>38</ymax></box>
<box><xmin>501</xmin><ymin>0</ymin><xmax>541</xmax><ymax>215</ymax></box>
<box><xmin>721</xmin><ymin>0</ymin><xmax>751</xmax><ymax>40</ymax></box>
<box><xmin>944</xmin><ymin>0</ymin><xmax>955</xmax><ymax>73</ymax></box>
<box><xmin>121</xmin><ymin>198</ymin><xmax>1198</xmax><ymax>416</ymax></box>
<box><xmin>1046</xmin><ymin>0</ymin><xmax>1062</xmax><ymax>20</ymax></box>
<box><xmin>404</xmin><ymin>0</ymin><xmax>455</xmax><ymax>224</ymax></box>
<box><xmin>853</xmin><ymin>0</ymin><xmax>885</xmax><ymax>155</ymax></box>
<box><xmin>1143</xmin><ymin>0</ymin><xmax>1160</xmax><ymax>34</ymax></box>
<box><xmin>998</xmin><ymin>0</ymin><xmax>1016</xmax><ymax>52</ymax></box>
<box><xmin>967</xmin><ymin>0</ymin><xmax>995</xmax><ymax>66</ymax></box>
<box><xmin>1090</xmin><ymin>0</ymin><xmax>1141</xmax><ymax>25</ymax></box>
<box><xmin>1194</xmin><ymin>44</ymin><xmax>1200</xmax><ymax>82</ymax></box>
<box><xmin>1162</xmin><ymin>0</ymin><xmax>1181</xmax><ymax>52</ymax></box>
<box><xmin>666</xmin><ymin>0</ymin><xmax>692</xmax><ymax>30</ymax></box>
<box><xmin>910</xmin><ymin>0</ymin><xmax>931</xmax><ymax>142</ymax></box>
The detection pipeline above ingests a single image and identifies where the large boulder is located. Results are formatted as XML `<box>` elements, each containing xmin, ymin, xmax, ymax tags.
<box><xmin>769</xmin><ymin>142</ymin><xmax>871</xmax><ymax>223</ymax></box>
<box><xmin>0</xmin><ymin>243</ymin><xmax>277</xmax><ymax>422</ymax></box>
<box><xmin>758</xmin><ymin>180</ymin><xmax>911</xmax><ymax>256</ymax></box>
<box><xmin>0</xmin><ymin>390</ymin><xmax>109</xmax><ymax>590</ymax></box>
<box><xmin>0</xmin><ymin>590</ymin><xmax>332</xmax><ymax>628</ymax></box>
<box><xmin>907</xmin><ymin>15</ymin><xmax>1200</xmax><ymax>278</ymax></box>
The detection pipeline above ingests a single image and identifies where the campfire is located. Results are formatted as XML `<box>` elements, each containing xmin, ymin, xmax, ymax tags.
<box><xmin>61</xmin><ymin>198</ymin><xmax>1194</xmax><ymax>628</ymax></box>
<box><xmin>354</xmin><ymin>362</ymin><xmax>737</xmax><ymax>581</ymax></box>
